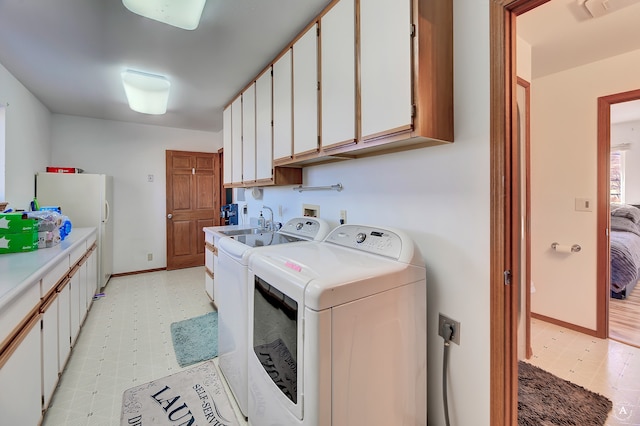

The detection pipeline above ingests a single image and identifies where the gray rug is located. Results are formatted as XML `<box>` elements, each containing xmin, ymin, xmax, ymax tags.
<box><xmin>170</xmin><ymin>311</ymin><xmax>218</xmax><ymax>368</ymax></box>
<box><xmin>121</xmin><ymin>360</ymin><xmax>237</xmax><ymax>425</ymax></box>
<box><xmin>518</xmin><ymin>361</ymin><xmax>612</xmax><ymax>425</ymax></box>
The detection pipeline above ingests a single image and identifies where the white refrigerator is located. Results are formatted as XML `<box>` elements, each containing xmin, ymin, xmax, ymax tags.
<box><xmin>36</xmin><ymin>172</ymin><xmax>113</xmax><ymax>289</ymax></box>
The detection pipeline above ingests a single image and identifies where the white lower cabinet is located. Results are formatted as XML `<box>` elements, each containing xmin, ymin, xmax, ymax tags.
<box><xmin>42</xmin><ymin>293</ymin><xmax>60</xmax><ymax>408</ymax></box>
<box><xmin>0</xmin><ymin>314</ymin><xmax>42</xmax><ymax>426</ymax></box>
<box><xmin>0</xmin><ymin>229</ymin><xmax>96</xmax><ymax>425</ymax></box>
<box><xmin>57</xmin><ymin>278</ymin><xmax>72</xmax><ymax>373</ymax></box>
<box><xmin>86</xmin><ymin>246</ymin><xmax>98</xmax><ymax>309</ymax></box>
<box><xmin>70</xmin><ymin>267</ymin><xmax>81</xmax><ymax>345</ymax></box>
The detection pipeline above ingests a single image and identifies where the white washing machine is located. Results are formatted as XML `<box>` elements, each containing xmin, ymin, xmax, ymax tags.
<box><xmin>217</xmin><ymin>217</ymin><xmax>331</xmax><ymax>417</ymax></box>
<box><xmin>247</xmin><ymin>224</ymin><xmax>427</xmax><ymax>426</ymax></box>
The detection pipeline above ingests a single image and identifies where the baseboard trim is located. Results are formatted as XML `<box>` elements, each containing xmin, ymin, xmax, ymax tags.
<box><xmin>110</xmin><ymin>268</ymin><xmax>167</xmax><ymax>278</ymax></box>
<box><xmin>531</xmin><ymin>312</ymin><xmax>598</xmax><ymax>338</ymax></box>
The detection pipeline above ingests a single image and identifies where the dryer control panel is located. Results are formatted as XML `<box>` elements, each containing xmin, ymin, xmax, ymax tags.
<box><xmin>324</xmin><ymin>225</ymin><xmax>403</xmax><ymax>259</ymax></box>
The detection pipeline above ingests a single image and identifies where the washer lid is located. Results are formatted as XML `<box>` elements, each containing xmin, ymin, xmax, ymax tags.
<box><xmin>249</xmin><ymin>240</ymin><xmax>426</xmax><ymax>311</ymax></box>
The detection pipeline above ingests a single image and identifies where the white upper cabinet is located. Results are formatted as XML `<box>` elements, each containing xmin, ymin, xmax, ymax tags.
<box><xmin>242</xmin><ymin>84</ymin><xmax>256</xmax><ymax>183</ymax></box>
<box><xmin>222</xmin><ymin>0</ymin><xmax>452</xmax><ymax>175</ymax></box>
<box><xmin>293</xmin><ymin>23</ymin><xmax>319</xmax><ymax>156</ymax></box>
<box><xmin>360</xmin><ymin>0</ymin><xmax>412</xmax><ymax>139</ymax></box>
<box><xmin>320</xmin><ymin>0</ymin><xmax>356</xmax><ymax>149</ymax></box>
<box><xmin>255</xmin><ymin>70</ymin><xmax>273</xmax><ymax>182</ymax></box>
<box><xmin>231</xmin><ymin>96</ymin><xmax>243</xmax><ymax>184</ymax></box>
<box><xmin>273</xmin><ymin>49</ymin><xmax>293</xmax><ymax>162</ymax></box>
<box><xmin>222</xmin><ymin>106</ymin><xmax>232</xmax><ymax>185</ymax></box>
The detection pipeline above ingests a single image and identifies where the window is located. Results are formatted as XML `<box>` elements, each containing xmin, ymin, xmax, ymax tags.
<box><xmin>611</xmin><ymin>150</ymin><xmax>625</xmax><ymax>203</ymax></box>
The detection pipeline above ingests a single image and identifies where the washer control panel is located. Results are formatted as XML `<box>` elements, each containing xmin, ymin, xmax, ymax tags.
<box><xmin>279</xmin><ymin>217</ymin><xmax>330</xmax><ymax>241</ymax></box>
<box><xmin>324</xmin><ymin>225</ymin><xmax>403</xmax><ymax>259</ymax></box>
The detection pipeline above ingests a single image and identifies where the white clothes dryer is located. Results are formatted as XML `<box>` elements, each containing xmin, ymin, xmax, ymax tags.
<box><xmin>247</xmin><ymin>224</ymin><xmax>427</xmax><ymax>426</ymax></box>
<box><xmin>217</xmin><ymin>217</ymin><xmax>331</xmax><ymax>417</ymax></box>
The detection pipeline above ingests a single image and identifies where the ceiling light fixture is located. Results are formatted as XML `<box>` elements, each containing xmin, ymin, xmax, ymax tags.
<box><xmin>121</xmin><ymin>70</ymin><xmax>171</xmax><ymax>115</ymax></box>
<box><xmin>122</xmin><ymin>0</ymin><xmax>207</xmax><ymax>30</ymax></box>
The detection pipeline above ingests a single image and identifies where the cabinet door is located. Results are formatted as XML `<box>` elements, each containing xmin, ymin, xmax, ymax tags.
<box><xmin>86</xmin><ymin>247</ymin><xmax>98</xmax><ymax>309</ymax></box>
<box><xmin>273</xmin><ymin>49</ymin><xmax>293</xmax><ymax>161</ymax></box>
<box><xmin>69</xmin><ymin>268</ymin><xmax>81</xmax><ymax>345</ymax></box>
<box><xmin>321</xmin><ymin>0</ymin><xmax>356</xmax><ymax>148</ymax></box>
<box><xmin>223</xmin><ymin>106</ymin><xmax>232</xmax><ymax>185</ymax></box>
<box><xmin>58</xmin><ymin>281</ymin><xmax>71</xmax><ymax>372</ymax></box>
<box><xmin>242</xmin><ymin>84</ymin><xmax>257</xmax><ymax>183</ymax></box>
<box><xmin>255</xmin><ymin>70</ymin><xmax>273</xmax><ymax>181</ymax></box>
<box><xmin>42</xmin><ymin>296</ymin><xmax>59</xmax><ymax>409</ymax></box>
<box><xmin>360</xmin><ymin>0</ymin><xmax>412</xmax><ymax>139</ymax></box>
<box><xmin>231</xmin><ymin>96</ymin><xmax>243</xmax><ymax>183</ymax></box>
<box><xmin>0</xmin><ymin>315</ymin><xmax>42</xmax><ymax>426</ymax></box>
<box><xmin>293</xmin><ymin>23</ymin><xmax>319</xmax><ymax>156</ymax></box>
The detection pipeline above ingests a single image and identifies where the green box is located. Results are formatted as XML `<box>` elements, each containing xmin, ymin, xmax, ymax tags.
<box><xmin>0</xmin><ymin>213</ymin><xmax>37</xmax><ymax>234</ymax></box>
<box><xmin>0</xmin><ymin>231</ymin><xmax>39</xmax><ymax>253</ymax></box>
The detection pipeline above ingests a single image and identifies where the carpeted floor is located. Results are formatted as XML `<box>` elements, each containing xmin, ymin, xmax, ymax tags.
<box><xmin>518</xmin><ymin>361</ymin><xmax>612</xmax><ymax>425</ymax></box>
<box><xmin>170</xmin><ymin>311</ymin><xmax>218</xmax><ymax>367</ymax></box>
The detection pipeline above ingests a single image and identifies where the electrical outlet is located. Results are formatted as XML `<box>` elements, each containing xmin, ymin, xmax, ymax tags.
<box><xmin>340</xmin><ymin>210</ymin><xmax>347</xmax><ymax>224</ymax></box>
<box><xmin>242</xmin><ymin>204</ymin><xmax>248</xmax><ymax>215</ymax></box>
<box><xmin>147</xmin><ymin>253</ymin><xmax>153</xmax><ymax>261</ymax></box>
<box><xmin>278</xmin><ymin>205</ymin><xmax>283</xmax><ymax>217</ymax></box>
<box><xmin>438</xmin><ymin>313</ymin><xmax>460</xmax><ymax>345</ymax></box>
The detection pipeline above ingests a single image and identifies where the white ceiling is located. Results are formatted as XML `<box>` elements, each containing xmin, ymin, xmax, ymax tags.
<box><xmin>0</xmin><ymin>0</ymin><xmax>331</xmax><ymax>133</ymax></box>
<box><xmin>517</xmin><ymin>0</ymin><xmax>640</xmax><ymax>124</ymax></box>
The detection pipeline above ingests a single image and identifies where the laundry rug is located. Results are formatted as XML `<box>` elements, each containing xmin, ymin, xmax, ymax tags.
<box><xmin>170</xmin><ymin>311</ymin><xmax>218</xmax><ymax>367</ymax></box>
<box><xmin>121</xmin><ymin>360</ymin><xmax>238</xmax><ymax>426</ymax></box>
<box><xmin>518</xmin><ymin>361</ymin><xmax>612</xmax><ymax>425</ymax></box>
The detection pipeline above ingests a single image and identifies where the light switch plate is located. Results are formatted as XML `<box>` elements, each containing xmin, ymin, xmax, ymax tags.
<box><xmin>575</xmin><ymin>198</ymin><xmax>593</xmax><ymax>212</ymax></box>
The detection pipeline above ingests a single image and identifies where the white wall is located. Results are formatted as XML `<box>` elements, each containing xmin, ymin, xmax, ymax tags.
<box><xmin>531</xmin><ymin>49</ymin><xmax>640</xmax><ymax>329</ymax></box>
<box><xmin>612</xmin><ymin>119</ymin><xmax>640</xmax><ymax>203</ymax></box>
<box><xmin>50</xmin><ymin>115</ymin><xmax>222</xmax><ymax>274</ymax></box>
<box><xmin>0</xmin><ymin>62</ymin><xmax>51</xmax><ymax>209</ymax></box>
<box><xmin>239</xmin><ymin>2</ymin><xmax>491</xmax><ymax>424</ymax></box>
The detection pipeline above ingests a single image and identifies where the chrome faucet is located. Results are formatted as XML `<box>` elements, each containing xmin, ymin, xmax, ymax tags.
<box><xmin>262</xmin><ymin>205</ymin><xmax>274</xmax><ymax>231</ymax></box>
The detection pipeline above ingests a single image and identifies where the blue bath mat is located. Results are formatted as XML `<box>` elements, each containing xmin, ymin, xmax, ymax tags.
<box><xmin>170</xmin><ymin>311</ymin><xmax>218</xmax><ymax>367</ymax></box>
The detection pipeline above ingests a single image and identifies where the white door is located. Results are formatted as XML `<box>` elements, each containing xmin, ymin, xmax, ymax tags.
<box><xmin>231</xmin><ymin>96</ymin><xmax>243</xmax><ymax>184</ymax></box>
<box><xmin>256</xmin><ymin>69</ymin><xmax>273</xmax><ymax>181</ymax></box>
<box><xmin>360</xmin><ymin>0</ymin><xmax>412</xmax><ymax>139</ymax></box>
<box><xmin>242</xmin><ymin>84</ymin><xmax>257</xmax><ymax>183</ymax></box>
<box><xmin>223</xmin><ymin>106</ymin><xmax>232</xmax><ymax>185</ymax></box>
<box><xmin>273</xmin><ymin>49</ymin><xmax>293</xmax><ymax>161</ymax></box>
<box><xmin>321</xmin><ymin>0</ymin><xmax>356</xmax><ymax>148</ymax></box>
<box><xmin>293</xmin><ymin>24</ymin><xmax>319</xmax><ymax>156</ymax></box>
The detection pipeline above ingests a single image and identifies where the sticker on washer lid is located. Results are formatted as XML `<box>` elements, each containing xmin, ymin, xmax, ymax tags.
<box><xmin>285</xmin><ymin>261</ymin><xmax>302</xmax><ymax>272</ymax></box>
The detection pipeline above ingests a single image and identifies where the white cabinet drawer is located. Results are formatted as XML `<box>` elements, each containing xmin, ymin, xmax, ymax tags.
<box><xmin>0</xmin><ymin>284</ymin><xmax>39</xmax><ymax>346</ymax></box>
<box><xmin>42</xmin><ymin>257</ymin><xmax>70</xmax><ymax>297</ymax></box>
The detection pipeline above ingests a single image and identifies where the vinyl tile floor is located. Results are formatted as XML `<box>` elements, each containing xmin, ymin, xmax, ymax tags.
<box><xmin>42</xmin><ymin>266</ymin><xmax>248</xmax><ymax>426</ymax></box>
<box><xmin>528</xmin><ymin>317</ymin><xmax>640</xmax><ymax>425</ymax></box>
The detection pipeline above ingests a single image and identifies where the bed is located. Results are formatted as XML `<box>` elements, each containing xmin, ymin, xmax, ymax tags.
<box><xmin>610</xmin><ymin>203</ymin><xmax>640</xmax><ymax>299</ymax></box>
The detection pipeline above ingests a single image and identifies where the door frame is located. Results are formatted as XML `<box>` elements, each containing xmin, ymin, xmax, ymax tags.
<box><xmin>598</xmin><ymin>88</ymin><xmax>640</xmax><ymax>338</ymax></box>
<box><xmin>490</xmin><ymin>0</ymin><xmax>550</xmax><ymax>424</ymax></box>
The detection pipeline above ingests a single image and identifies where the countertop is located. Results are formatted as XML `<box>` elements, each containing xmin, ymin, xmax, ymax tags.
<box><xmin>0</xmin><ymin>227</ymin><xmax>96</xmax><ymax>310</ymax></box>
<box><xmin>203</xmin><ymin>224</ymin><xmax>257</xmax><ymax>236</ymax></box>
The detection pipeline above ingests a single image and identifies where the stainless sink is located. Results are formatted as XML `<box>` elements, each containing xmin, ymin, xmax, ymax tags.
<box><xmin>219</xmin><ymin>228</ymin><xmax>269</xmax><ymax>236</ymax></box>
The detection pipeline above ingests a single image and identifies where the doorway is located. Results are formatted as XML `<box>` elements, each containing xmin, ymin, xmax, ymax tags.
<box><xmin>165</xmin><ymin>150</ymin><xmax>222</xmax><ymax>270</ymax></box>
<box><xmin>600</xmin><ymin>90</ymin><xmax>640</xmax><ymax>347</ymax></box>
<box><xmin>491</xmin><ymin>0</ymin><xmax>640</xmax><ymax>424</ymax></box>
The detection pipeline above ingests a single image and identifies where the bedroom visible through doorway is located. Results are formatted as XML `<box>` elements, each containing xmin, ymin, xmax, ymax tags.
<box><xmin>606</xmin><ymin>94</ymin><xmax>640</xmax><ymax>348</ymax></box>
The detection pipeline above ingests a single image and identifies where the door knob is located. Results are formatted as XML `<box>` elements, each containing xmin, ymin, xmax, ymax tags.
<box><xmin>167</xmin><ymin>213</ymin><xmax>173</xmax><ymax>219</ymax></box>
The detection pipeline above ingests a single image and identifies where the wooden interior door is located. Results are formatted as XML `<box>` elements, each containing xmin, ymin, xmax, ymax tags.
<box><xmin>166</xmin><ymin>150</ymin><xmax>221</xmax><ymax>270</ymax></box>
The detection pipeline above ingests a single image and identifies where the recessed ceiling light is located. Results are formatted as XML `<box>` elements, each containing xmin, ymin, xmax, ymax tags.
<box><xmin>121</xmin><ymin>70</ymin><xmax>171</xmax><ymax>115</ymax></box>
<box><xmin>122</xmin><ymin>0</ymin><xmax>207</xmax><ymax>30</ymax></box>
